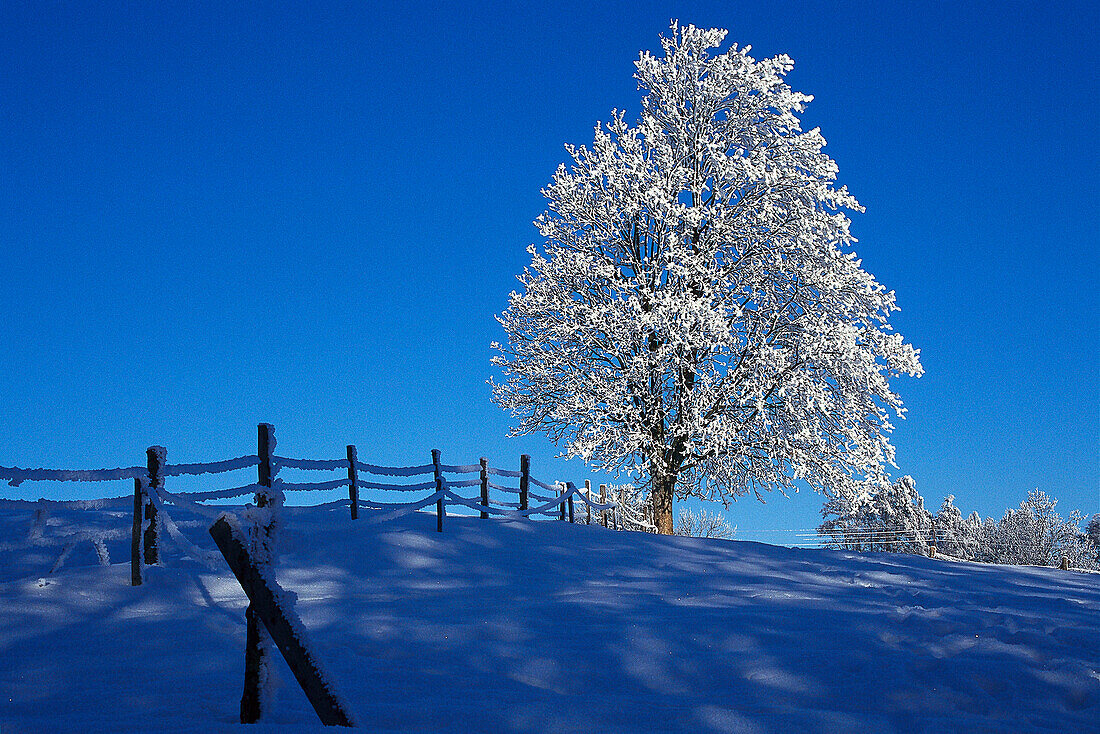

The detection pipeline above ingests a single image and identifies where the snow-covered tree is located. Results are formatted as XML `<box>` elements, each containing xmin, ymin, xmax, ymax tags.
<box><xmin>819</xmin><ymin>475</ymin><xmax>932</xmax><ymax>554</ymax></box>
<box><xmin>492</xmin><ymin>22</ymin><xmax>922</xmax><ymax>534</ymax></box>
<box><xmin>934</xmin><ymin>495</ymin><xmax>982</xmax><ymax>559</ymax></box>
<box><xmin>978</xmin><ymin>489</ymin><xmax>1093</xmax><ymax>568</ymax></box>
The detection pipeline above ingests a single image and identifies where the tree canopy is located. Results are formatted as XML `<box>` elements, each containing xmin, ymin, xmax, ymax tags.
<box><xmin>492</xmin><ymin>22</ymin><xmax>922</xmax><ymax>533</ymax></box>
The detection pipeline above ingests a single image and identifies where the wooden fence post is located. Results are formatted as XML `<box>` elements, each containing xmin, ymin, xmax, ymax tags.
<box><xmin>346</xmin><ymin>445</ymin><xmax>359</xmax><ymax>520</ymax></box>
<box><xmin>1060</xmin><ymin>555</ymin><xmax>1069</xmax><ymax>570</ymax></box>
<box><xmin>585</xmin><ymin>480</ymin><xmax>592</xmax><ymax>525</ymax></box>
<box><xmin>519</xmin><ymin>454</ymin><xmax>530</xmax><ymax>513</ymax></box>
<box><xmin>131</xmin><ymin>477</ymin><xmax>143</xmax><ymax>586</ymax></box>
<box><xmin>600</xmin><ymin>484</ymin><xmax>607</xmax><ymax>527</ymax></box>
<box><xmin>144</xmin><ymin>446</ymin><xmax>165</xmax><ymax>565</ymax></box>
<box><xmin>479</xmin><ymin>457</ymin><xmax>489</xmax><ymax>519</ymax></box>
<box><xmin>209</xmin><ymin>517</ymin><xmax>354</xmax><ymax>727</ymax></box>
<box><xmin>432</xmin><ymin>449</ymin><xmax>444</xmax><ymax>533</ymax></box>
<box><xmin>257</xmin><ymin>423</ymin><xmax>274</xmax><ymax>502</ymax></box>
<box><xmin>242</xmin><ymin>422</ymin><xmax>277</xmax><ymax>724</ymax></box>
<box><xmin>558</xmin><ymin>483</ymin><xmax>566</xmax><ymax>521</ymax></box>
<box><xmin>567</xmin><ymin>483</ymin><xmax>575</xmax><ymax>524</ymax></box>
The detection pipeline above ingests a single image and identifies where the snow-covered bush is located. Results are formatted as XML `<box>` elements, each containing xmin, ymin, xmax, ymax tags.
<box><xmin>676</xmin><ymin>509</ymin><xmax>736</xmax><ymax>539</ymax></box>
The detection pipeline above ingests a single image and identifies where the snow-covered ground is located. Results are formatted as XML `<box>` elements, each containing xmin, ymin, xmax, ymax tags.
<box><xmin>1</xmin><ymin>499</ymin><xmax>1097</xmax><ymax>732</ymax></box>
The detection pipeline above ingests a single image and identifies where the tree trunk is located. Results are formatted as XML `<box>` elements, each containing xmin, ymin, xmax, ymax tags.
<box><xmin>651</xmin><ymin>472</ymin><xmax>676</xmax><ymax>535</ymax></box>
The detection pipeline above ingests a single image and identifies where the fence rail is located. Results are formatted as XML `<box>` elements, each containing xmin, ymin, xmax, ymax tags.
<box><xmin>0</xmin><ymin>423</ymin><xmax>623</xmax><ymax>585</ymax></box>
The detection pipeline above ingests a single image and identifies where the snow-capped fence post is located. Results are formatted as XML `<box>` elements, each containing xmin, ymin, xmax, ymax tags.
<box><xmin>208</xmin><ymin>516</ymin><xmax>354</xmax><ymax>727</ymax></box>
<box><xmin>519</xmin><ymin>454</ymin><xmax>530</xmax><ymax>512</ymax></box>
<box><xmin>144</xmin><ymin>446</ymin><xmax>165</xmax><ymax>564</ymax></box>
<box><xmin>567</xmin><ymin>483</ymin><xmax>575</xmax><ymax>523</ymax></box>
<box><xmin>131</xmin><ymin>477</ymin><xmax>144</xmax><ymax>586</ymax></box>
<box><xmin>241</xmin><ymin>422</ymin><xmax>278</xmax><ymax>724</ymax></box>
<box><xmin>346</xmin><ymin>445</ymin><xmax>358</xmax><ymax>520</ymax></box>
<box><xmin>600</xmin><ymin>484</ymin><xmax>607</xmax><ymax>527</ymax></box>
<box><xmin>558</xmin><ymin>483</ymin><xmax>566</xmax><ymax>521</ymax></box>
<box><xmin>479</xmin><ymin>457</ymin><xmax>489</xmax><ymax>519</ymax></box>
<box><xmin>431</xmin><ymin>449</ymin><xmax>444</xmax><ymax>533</ymax></box>
<box><xmin>585</xmin><ymin>480</ymin><xmax>592</xmax><ymax>525</ymax></box>
<box><xmin>1060</xmin><ymin>555</ymin><xmax>1069</xmax><ymax>570</ymax></box>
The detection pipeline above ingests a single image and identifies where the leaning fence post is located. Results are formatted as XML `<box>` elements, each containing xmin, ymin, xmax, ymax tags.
<box><xmin>346</xmin><ymin>445</ymin><xmax>359</xmax><ymax>520</ymax></box>
<box><xmin>432</xmin><ymin>449</ymin><xmax>444</xmax><ymax>533</ymax></box>
<box><xmin>479</xmin><ymin>458</ymin><xmax>489</xmax><ymax>519</ymax></box>
<box><xmin>144</xmin><ymin>446</ymin><xmax>165</xmax><ymax>565</ymax></box>
<box><xmin>519</xmin><ymin>454</ymin><xmax>530</xmax><ymax>513</ymax></box>
<box><xmin>209</xmin><ymin>517</ymin><xmax>354</xmax><ymax>727</ymax></box>
<box><xmin>131</xmin><ymin>477</ymin><xmax>143</xmax><ymax>586</ymax></box>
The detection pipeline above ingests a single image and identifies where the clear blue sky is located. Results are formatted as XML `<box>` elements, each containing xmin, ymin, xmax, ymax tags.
<box><xmin>1</xmin><ymin>1</ymin><xmax>1096</xmax><ymax>537</ymax></box>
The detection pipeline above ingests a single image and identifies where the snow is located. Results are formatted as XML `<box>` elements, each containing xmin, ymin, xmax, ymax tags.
<box><xmin>1</xmin><ymin>499</ymin><xmax>1097</xmax><ymax>732</ymax></box>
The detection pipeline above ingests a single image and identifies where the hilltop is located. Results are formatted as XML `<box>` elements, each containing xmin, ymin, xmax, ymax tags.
<box><xmin>1</xmin><ymin>501</ymin><xmax>1097</xmax><ymax>732</ymax></box>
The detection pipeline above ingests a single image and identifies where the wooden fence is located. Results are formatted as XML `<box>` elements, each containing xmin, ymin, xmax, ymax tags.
<box><xmin>0</xmin><ymin>423</ymin><xmax>622</xmax><ymax>587</ymax></box>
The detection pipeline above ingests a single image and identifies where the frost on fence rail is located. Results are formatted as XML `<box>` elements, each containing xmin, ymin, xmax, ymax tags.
<box><xmin>171</xmin><ymin>483</ymin><xmax>263</xmax><ymax>503</ymax></box>
<box><xmin>528</xmin><ymin>477</ymin><xmax>559</xmax><ymax>492</ymax></box>
<box><xmin>354</xmin><ymin>461</ymin><xmax>434</xmax><ymax>477</ymax></box>
<box><xmin>162</xmin><ymin>455</ymin><xmax>260</xmax><ymax>477</ymax></box>
<box><xmin>439</xmin><ymin>464</ymin><xmax>481</xmax><ymax>474</ymax></box>
<box><xmin>358</xmin><ymin>479</ymin><xmax>437</xmax><ymax>492</ymax></box>
<box><xmin>487</xmin><ymin>468</ymin><xmax>523</xmax><ymax>478</ymax></box>
<box><xmin>0</xmin><ymin>464</ymin><xmax>146</xmax><ymax>487</ymax></box>
<box><xmin>487</xmin><ymin>481</ymin><xmax>520</xmax><ymax>495</ymax></box>
<box><xmin>354</xmin><ymin>490</ymin><xmax>447</xmax><ymax>524</ymax></box>
<box><xmin>276</xmin><ymin>478</ymin><xmax>351</xmax><ymax>493</ymax></box>
<box><xmin>146</xmin><ymin>484</ymin><xmax>222</xmax><ymax>569</ymax></box>
<box><xmin>273</xmin><ymin>456</ymin><xmax>347</xmax><ymax>472</ymax></box>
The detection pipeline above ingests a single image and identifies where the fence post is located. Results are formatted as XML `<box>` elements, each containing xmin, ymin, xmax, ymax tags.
<box><xmin>144</xmin><ymin>446</ymin><xmax>165</xmax><ymax>565</ymax></box>
<box><xmin>567</xmin><ymin>483</ymin><xmax>575</xmax><ymax>523</ymax></box>
<box><xmin>346</xmin><ymin>445</ymin><xmax>359</xmax><ymax>520</ymax></box>
<box><xmin>432</xmin><ymin>449</ymin><xmax>444</xmax><ymax>533</ymax></box>
<box><xmin>558</xmin><ymin>483</ymin><xmax>566</xmax><ymax>521</ymax></box>
<box><xmin>131</xmin><ymin>477</ymin><xmax>143</xmax><ymax>586</ymax></box>
<box><xmin>242</xmin><ymin>422</ymin><xmax>277</xmax><ymax>724</ymax></box>
<box><xmin>1060</xmin><ymin>555</ymin><xmax>1069</xmax><ymax>570</ymax></box>
<box><xmin>519</xmin><ymin>455</ymin><xmax>530</xmax><ymax>513</ymax></box>
<box><xmin>585</xmin><ymin>480</ymin><xmax>592</xmax><ymax>525</ymax></box>
<box><xmin>600</xmin><ymin>484</ymin><xmax>607</xmax><ymax>527</ymax></box>
<box><xmin>479</xmin><ymin>457</ymin><xmax>489</xmax><ymax>519</ymax></box>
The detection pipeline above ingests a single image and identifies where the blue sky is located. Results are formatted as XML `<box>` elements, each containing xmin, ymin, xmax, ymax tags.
<box><xmin>1</xmin><ymin>1</ymin><xmax>1096</xmax><ymax>537</ymax></box>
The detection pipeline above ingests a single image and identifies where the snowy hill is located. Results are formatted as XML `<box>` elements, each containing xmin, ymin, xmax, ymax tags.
<box><xmin>1</xmin><ymin>501</ymin><xmax>1098</xmax><ymax>732</ymax></box>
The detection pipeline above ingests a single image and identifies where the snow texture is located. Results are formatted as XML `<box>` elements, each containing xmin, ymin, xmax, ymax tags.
<box><xmin>1</xmin><ymin>501</ymin><xmax>1097</xmax><ymax>732</ymax></box>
